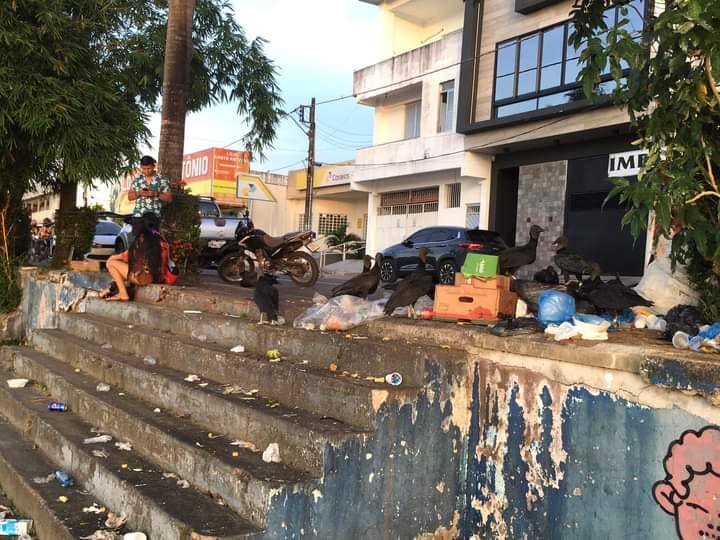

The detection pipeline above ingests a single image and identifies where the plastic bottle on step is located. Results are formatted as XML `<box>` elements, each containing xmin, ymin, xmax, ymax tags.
<box><xmin>54</xmin><ymin>470</ymin><xmax>73</xmax><ymax>487</ymax></box>
<box><xmin>48</xmin><ymin>402</ymin><xmax>68</xmax><ymax>412</ymax></box>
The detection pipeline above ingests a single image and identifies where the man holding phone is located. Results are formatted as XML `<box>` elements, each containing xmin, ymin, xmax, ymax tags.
<box><xmin>128</xmin><ymin>155</ymin><xmax>172</xmax><ymax>236</ymax></box>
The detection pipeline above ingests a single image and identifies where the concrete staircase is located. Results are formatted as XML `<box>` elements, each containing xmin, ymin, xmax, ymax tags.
<box><xmin>0</xmin><ymin>291</ymin><xmax>460</xmax><ymax>538</ymax></box>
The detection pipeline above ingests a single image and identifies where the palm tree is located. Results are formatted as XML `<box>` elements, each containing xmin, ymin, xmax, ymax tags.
<box><xmin>158</xmin><ymin>0</ymin><xmax>196</xmax><ymax>182</ymax></box>
<box><xmin>325</xmin><ymin>226</ymin><xmax>364</xmax><ymax>259</ymax></box>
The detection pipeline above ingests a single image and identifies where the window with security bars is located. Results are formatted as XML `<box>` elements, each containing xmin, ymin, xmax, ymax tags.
<box><xmin>298</xmin><ymin>214</ymin><xmax>306</xmax><ymax>230</ymax></box>
<box><xmin>446</xmin><ymin>183</ymin><xmax>461</xmax><ymax>208</ymax></box>
<box><xmin>466</xmin><ymin>204</ymin><xmax>482</xmax><ymax>229</ymax></box>
<box><xmin>318</xmin><ymin>213</ymin><xmax>348</xmax><ymax>236</ymax></box>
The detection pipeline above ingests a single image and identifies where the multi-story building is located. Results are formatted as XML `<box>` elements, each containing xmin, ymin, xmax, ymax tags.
<box><xmin>352</xmin><ymin>0</ymin><xmax>486</xmax><ymax>255</ymax></box>
<box><xmin>354</xmin><ymin>0</ymin><xmax>651</xmax><ymax>278</ymax></box>
<box><xmin>457</xmin><ymin>0</ymin><xmax>651</xmax><ymax>277</ymax></box>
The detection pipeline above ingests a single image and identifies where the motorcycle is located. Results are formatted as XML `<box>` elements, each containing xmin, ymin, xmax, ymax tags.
<box><xmin>217</xmin><ymin>217</ymin><xmax>320</xmax><ymax>288</ymax></box>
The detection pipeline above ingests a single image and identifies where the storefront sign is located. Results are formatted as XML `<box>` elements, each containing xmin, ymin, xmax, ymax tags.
<box><xmin>608</xmin><ymin>150</ymin><xmax>648</xmax><ymax>177</ymax></box>
<box><xmin>236</xmin><ymin>174</ymin><xmax>276</xmax><ymax>202</ymax></box>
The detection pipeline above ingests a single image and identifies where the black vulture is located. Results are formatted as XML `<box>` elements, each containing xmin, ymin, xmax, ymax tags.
<box><xmin>533</xmin><ymin>265</ymin><xmax>560</xmax><ymax>285</ymax></box>
<box><xmin>331</xmin><ymin>254</ymin><xmax>383</xmax><ymax>299</ymax></box>
<box><xmin>579</xmin><ymin>276</ymin><xmax>652</xmax><ymax>314</ymax></box>
<box><xmin>552</xmin><ymin>236</ymin><xmax>602</xmax><ymax>282</ymax></box>
<box><xmin>254</xmin><ymin>274</ymin><xmax>280</xmax><ymax>324</ymax></box>
<box><xmin>384</xmin><ymin>248</ymin><xmax>434</xmax><ymax>318</ymax></box>
<box><xmin>499</xmin><ymin>225</ymin><xmax>545</xmax><ymax>275</ymax></box>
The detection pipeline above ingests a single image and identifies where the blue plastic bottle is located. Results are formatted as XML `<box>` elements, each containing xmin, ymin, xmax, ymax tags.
<box><xmin>0</xmin><ymin>519</ymin><xmax>34</xmax><ymax>535</ymax></box>
<box><xmin>48</xmin><ymin>402</ymin><xmax>68</xmax><ymax>412</ymax></box>
<box><xmin>54</xmin><ymin>470</ymin><xmax>73</xmax><ymax>487</ymax></box>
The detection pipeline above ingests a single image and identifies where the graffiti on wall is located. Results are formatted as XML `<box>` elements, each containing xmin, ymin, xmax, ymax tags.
<box><xmin>654</xmin><ymin>426</ymin><xmax>720</xmax><ymax>539</ymax></box>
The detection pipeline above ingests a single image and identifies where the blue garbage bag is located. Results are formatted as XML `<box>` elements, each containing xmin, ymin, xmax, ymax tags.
<box><xmin>537</xmin><ymin>290</ymin><xmax>576</xmax><ymax>325</ymax></box>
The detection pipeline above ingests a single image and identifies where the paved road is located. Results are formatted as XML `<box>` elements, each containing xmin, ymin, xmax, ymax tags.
<box><xmin>197</xmin><ymin>269</ymin><xmax>388</xmax><ymax>304</ymax></box>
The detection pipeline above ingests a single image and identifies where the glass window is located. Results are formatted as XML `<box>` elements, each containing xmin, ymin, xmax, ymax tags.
<box><xmin>541</xmin><ymin>64</ymin><xmax>562</xmax><ymax>90</ymax></box>
<box><xmin>519</xmin><ymin>35</ymin><xmax>539</xmax><ymax>72</ymax></box>
<box><xmin>564</xmin><ymin>57</ymin><xmax>582</xmax><ymax>85</ymax></box>
<box><xmin>404</xmin><ymin>101</ymin><xmax>421</xmax><ymax>139</ymax></box>
<box><xmin>497</xmin><ymin>42</ymin><xmax>517</xmax><ymax>76</ymax></box>
<box><xmin>199</xmin><ymin>201</ymin><xmax>220</xmax><ymax>218</ymax></box>
<box><xmin>95</xmin><ymin>221</ymin><xmax>121</xmax><ymax>236</ymax></box>
<box><xmin>409</xmin><ymin>229</ymin><xmax>432</xmax><ymax>244</ymax></box>
<box><xmin>438</xmin><ymin>81</ymin><xmax>455</xmax><ymax>133</ymax></box>
<box><xmin>495</xmin><ymin>74</ymin><xmax>515</xmax><ymax>100</ymax></box>
<box><xmin>496</xmin><ymin>98</ymin><xmax>537</xmax><ymax>118</ymax></box>
<box><xmin>518</xmin><ymin>69</ymin><xmax>538</xmax><ymax>95</ymax></box>
<box><xmin>542</xmin><ymin>26</ymin><xmax>564</xmax><ymax>67</ymax></box>
<box><xmin>538</xmin><ymin>91</ymin><xmax>571</xmax><ymax>110</ymax></box>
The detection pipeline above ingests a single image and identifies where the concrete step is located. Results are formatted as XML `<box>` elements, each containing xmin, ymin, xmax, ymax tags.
<box><xmin>0</xmin><ymin>359</ymin><xmax>258</xmax><ymax>539</ymax></box>
<box><xmin>29</xmin><ymin>330</ymin><xmax>363</xmax><ymax>477</ymax></box>
<box><xmin>59</xmin><ymin>312</ymin><xmax>419</xmax><ymax>430</ymax></box>
<box><xmin>2</xmin><ymin>344</ymin><xmax>314</xmax><ymax>530</ymax></box>
<box><xmin>0</xmin><ymin>417</ymin><xmax>110</xmax><ymax>539</ymax></box>
<box><xmin>82</xmin><ymin>298</ymin><xmax>461</xmax><ymax>386</ymax></box>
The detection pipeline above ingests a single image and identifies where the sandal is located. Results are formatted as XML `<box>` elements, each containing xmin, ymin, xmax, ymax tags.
<box><xmin>105</xmin><ymin>295</ymin><xmax>130</xmax><ymax>302</ymax></box>
<box><xmin>98</xmin><ymin>289</ymin><xmax>113</xmax><ymax>299</ymax></box>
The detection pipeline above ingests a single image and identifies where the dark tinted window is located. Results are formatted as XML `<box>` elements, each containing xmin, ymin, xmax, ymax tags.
<box><xmin>199</xmin><ymin>201</ymin><xmax>220</xmax><ymax>218</ymax></box>
<box><xmin>428</xmin><ymin>229</ymin><xmax>458</xmax><ymax>242</ymax></box>
<box><xmin>95</xmin><ymin>221</ymin><xmax>121</xmax><ymax>236</ymax></box>
<box><xmin>466</xmin><ymin>230</ymin><xmax>507</xmax><ymax>247</ymax></box>
<box><xmin>408</xmin><ymin>229</ymin><xmax>433</xmax><ymax>243</ymax></box>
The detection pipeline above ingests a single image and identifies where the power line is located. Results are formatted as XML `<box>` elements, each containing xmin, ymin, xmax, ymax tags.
<box><xmin>316</xmin><ymin>119</ymin><xmax>372</xmax><ymax>139</ymax></box>
<box><xmin>267</xmin><ymin>159</ymin><xmax>306</xmax><ymax>173</ymax></box>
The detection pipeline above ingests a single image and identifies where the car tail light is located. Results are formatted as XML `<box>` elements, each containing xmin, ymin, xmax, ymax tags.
<box><xmin>459</xmin><ymin>242</ymin><xmax>484</xmax><ymax>250</ymax></box>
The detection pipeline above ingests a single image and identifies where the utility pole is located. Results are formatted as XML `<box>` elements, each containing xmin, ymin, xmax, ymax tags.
<box><xmin>303</xmin><ymin>97</ymin><xmax>316</xmax><ymax>232</ymax></box>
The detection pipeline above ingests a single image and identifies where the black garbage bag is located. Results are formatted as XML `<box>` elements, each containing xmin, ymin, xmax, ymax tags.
<box><xmin>662</xmin><ymin>304</ymin><xmax>705</xmax><ymax>341</ymax></box>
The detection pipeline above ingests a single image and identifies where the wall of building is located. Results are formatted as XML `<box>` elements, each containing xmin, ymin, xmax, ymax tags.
<box><xmin>515</xmin><ymin>160</ymin><xmax>567</xmax><ymax>278</ymax></box>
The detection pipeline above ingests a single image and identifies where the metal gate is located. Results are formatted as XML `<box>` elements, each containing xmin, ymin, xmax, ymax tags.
<box><xmin>376</xmin><ymin>188</ymin><xmax>439</xmax><ymax>250</ymax></box>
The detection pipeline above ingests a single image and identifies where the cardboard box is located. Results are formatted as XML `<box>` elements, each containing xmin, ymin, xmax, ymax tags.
<box><xmin>456</xmin><ymin>274</ymin><xmax>511</xmax><ymax>291</ymax></box>
<box><xmin>461</xmin><ymin>253</ymin><xmax>499</xmax><ymax>278</ymax></box>
<box><xmin>433</xmin><ymin>283</ymin><xmax>517</xmax><ymax>321</ymax></box>
<box><xmin>69</xmin><ymin>260</ymin><xmax>102</xmax><ymax>272</ymax></box>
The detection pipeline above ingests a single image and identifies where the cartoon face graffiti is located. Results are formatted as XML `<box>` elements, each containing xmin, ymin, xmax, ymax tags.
<box><xmin>653</xmin><ymin>426</ymin><xmax>720</xmax><ymax>539</ymax></box>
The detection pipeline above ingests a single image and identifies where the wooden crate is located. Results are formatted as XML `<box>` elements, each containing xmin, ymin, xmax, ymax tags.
<box><xmin>455</xmin><ymin>274</ymin><xmax>511</xmax><ymax>291</ymax></box>
<box><xmin>433</xmin><ymin>284</ymin><xmax>517</xmax><ymax>321</ymax></box>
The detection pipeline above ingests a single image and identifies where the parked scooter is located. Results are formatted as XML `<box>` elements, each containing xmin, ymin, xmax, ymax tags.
<box><xmin>217</xmin><ymin>214</ymin><xmax>319</xmax><ymax>287</ymax></box>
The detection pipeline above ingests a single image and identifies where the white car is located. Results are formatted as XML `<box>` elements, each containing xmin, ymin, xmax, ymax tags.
<box><xmin>86</xmin><ymin>219</ymin><xmax>123</xmax><ymax>260</ymax></box>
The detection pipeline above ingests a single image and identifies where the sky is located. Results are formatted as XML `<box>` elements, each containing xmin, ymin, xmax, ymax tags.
<box><xmin>142</xmin><ymin>0</ymin><xmax>381</xmax><ymax>176</ymax></box>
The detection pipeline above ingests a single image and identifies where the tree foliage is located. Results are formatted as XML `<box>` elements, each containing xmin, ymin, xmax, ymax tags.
<box><xmin>571</xmin><ymin>0</ymin><xmax>720</xmax><ymax>317</ymax></box>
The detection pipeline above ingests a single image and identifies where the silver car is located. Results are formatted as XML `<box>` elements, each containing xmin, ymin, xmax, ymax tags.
<box><xmin>86</xmin><ymin>219</ymin><xmax>123</xmax><ymax>260</ymax></box>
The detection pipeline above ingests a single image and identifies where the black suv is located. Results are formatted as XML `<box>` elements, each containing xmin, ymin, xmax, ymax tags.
<box><xmin>380</xmin><ymin>226</ymin><xmax>507</xmax><ymax>285</ymax></box>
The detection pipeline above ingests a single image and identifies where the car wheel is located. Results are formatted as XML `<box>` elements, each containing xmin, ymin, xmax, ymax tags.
<box><xmin>379</xmin><ymin>258</ymin><xmax>397</xmax><ymax>283</ymax></box>
<box><xmin>438</xmin><ymin>260</ymin><xmax>458</xmax><ymax>285</ymax></box>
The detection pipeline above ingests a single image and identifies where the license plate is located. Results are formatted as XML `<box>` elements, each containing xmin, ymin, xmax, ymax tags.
<box><xmin>208</xmin><ymin>240</ymin><xmax>226</xmax><ymax>249</ymax></box>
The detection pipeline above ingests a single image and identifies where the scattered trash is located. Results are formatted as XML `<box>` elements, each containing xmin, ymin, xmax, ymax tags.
<box><xmin>672</xmin><ymin>331</ymin><xmax>691</xmax><ymax>350</ymax></box>
<box><xmin>142</xmin><ymin>356</ymin><xmax>157</xmax><ymax>366</ymax></box>
<box><xmin>162</xmin><ymin>472</ymin><xmax>177</xmax><ymax>479</ymax></box>
<box><xmin>265</xmin><ymin>349</ymin><xmax>282</xmax><ymax>360</ymax></box>
<box><xmin>537</xmin><ymin>290</ymin><xmax>576</xmax><ymax>325</ymax></box>
<box><xmin>48</xmin><ymin>402</ymin><xmax>68</xmax><ymax>412</ymax></box>
<box><xmin>54</xmin><ymin>470</ymin><xmax>74</xmax><ymax>487</ymax></box>
<box><xmin>545</xmin><ymin>322</ymin><xmax>580</xmax><ymax>341</ymax></box>
<box><xmin>207</xmin><ymin>432</ymin><xmax>220</xmax><ymax>439</ymax></box>
<box><xmin>328</xmin><ymin>362</ymin><xmax>338</xmax><ymax>372</ymax></box>
<box><xmin>104</xmin><ymin>512</ymin><xmax>127</xmax><ymax>529</ymax></box>
<box><xmin>6</xmin><ymin>379</ymin><xmax>29</xmax><ymax>389</ymax></box>
<box><xmin>176</xmin><ymin>479</ymin><xmax>190</xmax><ymax>489</ymax></box>
<box><xmin>294</xmin><ymin>294</ymin><xmax>387</xmax><ymax>331</ymax></box>
<box><xmin>674</xmin><ymin>322</ymin><xmax>720</xmax><ymax>353</ymax></box>
<box><xmin>572</xmin><ymin>314</ymin><xmax>611</xmax><ymax>341</ymax></box>
<box><xmin>262</xmin><ymin>443</ymin><xmax>281</xmax><ymax>463</ymax></box>
<box><xmin>221</xmin><ymin>384</ymin><xmax>243</xmax><ymax>395</ymax></box>
<box><xmin>0</xmin><ymin>505</ymin><xmax>9</xmax><ymax>520</ymax></box>
<box><xmin>191</xmin><ymin>330</ymin><xmax>208</xmax><ymax>342</ymax></box>
<box><xmin>365</xmin><ymin>376</ymin><xmax>385</xmax><ymax>384</ymax></box>
<box><xmin>101</xmin><ymin>343</ymin><xmax>113</xmax><ymax>350</ymax></box>
<box><xmin>198</xmin><ymin>382</ymin><xmax>209</xmax><ymax>387</ymax></box>
<box><xmin>96</xmin><ymin>383</ymin><xmax>111</xmax><ymax>392</ymax></box>
<box><xmin>115</xmin><ymin>442</ymin><xmax>132</xmax><ymax>452</ymax></box>
<box><xmin>32</xmin><ymin>473</ymin><xmax>54</xmax><ymax>484</ymax></box>
<box><xmin>82</xmin><ymin>504</ymin><xmax>106</xmax><ymax>514</ymax></box>
<box><xmin>183</xmin><ymin>310</ymin><xmax>203</xmax><ymax>314</ymax></box>
<box><xmin>184</xmin><ymin>374</ymin><xmax>201</xmax><ymax>383</ymax></box>
<box><xmin>153</xmin><ymin>408</ymin><xmax>161</xmax><ymax>414</ymax></box>
<box><xmin>230</xmin><ymin>345</ymin><xmax>245</xmax><ymax>353</ymax></box>
<box><xmin>80</xmin><ymin>531</ymin><xmax>118</xmax><ymax>540</ymax></box>
<box><xmin>123</xmin><ymin>533</ymin><xmax>147</xmax><ymax>540</ymax></box>
<box><xmin>92</xmin><ymin>449</ymin><xmax>109</xmax><ymax>459</ymax></box>
<box><xmin>385</xmin><ymin>372</ymin><xmax>402</xmax><ymax>386</ymax></box>
<box><xmin>230</xmin><ymin>440</ymin><xmax>259</xmax><ymax>452</ymax></box>
<box><xmin>0</xmin><ymin>520</ymin><xmax>33</xmax><ymax>536</ymax></box>
<box><xmin>57</xmin><ymin>495</ymin><xmax>69</xmax><ymax>503</ymax></box>
<box><xmin>83</xmin><ymin>434</ymin><xmax>112</xmax><ymax>445</ymax></box>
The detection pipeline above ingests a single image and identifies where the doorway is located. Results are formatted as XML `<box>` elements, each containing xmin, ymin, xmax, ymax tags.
<box><xmin>494</xmin><ymin>167</ymin><xmax>519</xmax><ymax>247</ymax></box>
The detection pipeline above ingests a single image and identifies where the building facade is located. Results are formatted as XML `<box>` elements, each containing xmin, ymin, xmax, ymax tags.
<box><xmin>354</xmin><ymin>0</ymin><xmax>652</xmax><ymax>278</ymax></box>
<box><xmin>352</xmin><ymin>0</ymin><xmax>490</xmax><ymax>255</ymax></box>
<box><xmin>457</xmin><ymin>0</ymin><xmax>651</xmax><ymax>277</ymax></box>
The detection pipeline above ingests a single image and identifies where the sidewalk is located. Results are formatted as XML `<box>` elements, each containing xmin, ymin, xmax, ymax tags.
<box><xmin>322</xmin><ymin>258</ymin><xmax>365</xmax><ymax>276</ymax></box>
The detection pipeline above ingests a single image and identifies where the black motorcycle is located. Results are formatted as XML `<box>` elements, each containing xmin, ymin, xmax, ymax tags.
<box><xmin>217</xmin><ymin>218</ymin><xmax>319</xmax><ymax>287</ymax></box>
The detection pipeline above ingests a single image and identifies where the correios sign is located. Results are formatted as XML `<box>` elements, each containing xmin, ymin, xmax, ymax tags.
<box><xmin>608</xmin><ymin>150</ymin><xmax>649</xmax><ymax>177</ymax></box>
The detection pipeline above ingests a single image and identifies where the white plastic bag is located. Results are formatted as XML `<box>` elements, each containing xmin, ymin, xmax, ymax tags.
<box><xmin>294</xmin><ymin>294</ymin><xmax>387</xmax><ymax>331</ymax></box>
<box><xmin>634</xmin><ymin>235</ymin><xmax>699</xmax><ymax>314</ymax></box>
